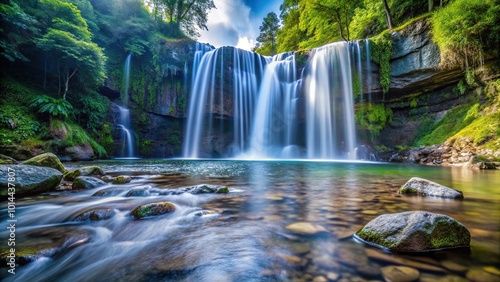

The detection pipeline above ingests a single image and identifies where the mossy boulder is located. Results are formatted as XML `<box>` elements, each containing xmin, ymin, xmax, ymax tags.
<box><xmin>355</xmin><ymin>211</ymin><xmax>470</xmax><ymax>252</ymax></box>
<box><xmin>126</xmin><ymin>187</ymin><xmax>151</xmax><ymax>197</ymax></box>
<box><xmin>0</xmin><ymin>165</ymin><xmax>63</xmax><ymax>196</ymax></box>
<box><xmin>64</xmin><ymin>166</ymin><xmax>105</xmax><ymax>181</ymax></box>
<box><xmin>71</xmin><ymin>208</ymin><xmax>115</xmax><ymax>222</ymax></box>
<box><xmin>130</xmin><ymin>202</ymin><xmax>176</xmax><ymax>219</ymax></box>
<box><xmin>22</xmin><ymin>152</ymin><xmax>66</xmax><ymax>173</ymax></box>
<box><xmin>1</xmin><ymin>245</ymin><xmax>56</xmax><ymax>266</ymax></box>
<box><xmin>0</xmin><ymin>154</ymin><xmax>18</xmax><ymax>164</ymax></box>
<box><xmin>72</xmin><ymin>176</ymin><xmax>106</xmax><ymax>190</ymax></box>
<box><xmin>92</xmin><ymin>187</ymin><xmax>125</xmax><ymax>197</ymax></box>
<box><xmin>112</xmin><ymin>175</ymin><xmax>132</xmax><ymax>184</ymax></box>
<box><xmin>398</xmin><ymin>177</ymin><xmax>464</xmax><ymax>199</ymax></box>
<box><xmin>189</xmin><ymin>184</ymin><xmax>229</xmax><ymax>194</ymax></box>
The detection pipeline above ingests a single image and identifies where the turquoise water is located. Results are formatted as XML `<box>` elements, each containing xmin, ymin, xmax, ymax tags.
<box><xmin>2</xmin><ymin>160</ymin><xmax>499</xmax><ymax>281</ymax></box>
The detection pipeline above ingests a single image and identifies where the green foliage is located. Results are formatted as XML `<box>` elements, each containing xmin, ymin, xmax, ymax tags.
<box><xmin>415</xmin><ymin>103</ymin><xmax>479</xmax><ymax>146</ymax></box>
<box><xmin>71</xmin><ymin>91</ymin><xmax>110</xmax><ymax>134</ymax></box>
<box><xmin>352</xmin><ymin>71</ymin><xmax>362</xmax><ymax>100</ymax></box>
<box><xmin>0</xmin><ymin>1</ymin><xmax>41</xmax><ymax>62</ymax></box>
<box><xmin>409</xmin><ymin>97</ymin><xmax>418</xmax><ymax>108</ymax></box>
<box><xmin>30</xmin><ymin>95</ymin><xmax>74</xmax><ymax>119</ymax></box>
<box><xmin>139</xmin><ymin>138</ymin><xmax>153</xmax><ymax>155</ymax></box>
<box><xmin>255</xmin><ymin>12</ymin><xmax>280</xmax><ymax>55</ymax></box>
<box><xmin>50</xmin><ymin>120</ymin><xmax>107</xmax><ymax>157</ymax></box>
<box><xmin>432</xmin><ymin>0</ymin><xmax>500</xmax><ymax>69</ymax></box>
<box><xmin>369</xmin><ymin>31</ymin><xmax>393</xmax><ymax>94</ymax></box>
<box><xmin>98</xmin><ymin>123</ymin><xmax>114</xmax><ymax>155</ymax></box>
<box><xmin>355</xmin><ymin>103</ymin><xmax>393</xmax><ymax>140</ymax></box>
<box><xmin>276</xmin><ymin>0</ymin><xmax>306</xmax><ymax>53</ymax></box>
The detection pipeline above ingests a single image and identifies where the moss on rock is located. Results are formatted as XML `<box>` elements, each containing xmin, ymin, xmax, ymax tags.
<box><xmin>112</xmin><ymin>175</ymin><xmax>132</xmax><ymax>184</ymax></box>
<box><xmin>22</xmin><ymin>152</ymin><xmax>66</xmax><ymax>173</ymax></box>
<box><xmin>130</xmin><ymin>202</ymin><xmax>176</xmax><ymax>219</ymax></box>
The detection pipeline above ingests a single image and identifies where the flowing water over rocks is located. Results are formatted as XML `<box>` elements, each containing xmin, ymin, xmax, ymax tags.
<box><xmin>1</xmin><ymin>159</ymin><xmax>499</xmax><ymax>281</ymax></box>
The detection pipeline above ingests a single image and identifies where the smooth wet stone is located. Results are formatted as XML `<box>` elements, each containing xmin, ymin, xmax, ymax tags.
<box><xmin>72</xmin><ymin>176</ymin><xmax>106</xmax><ymax>190</ymax></box>
<box><xmin>484</xmin><ymin>266</ymin><xmax>500</xmax><ymax>276</ymax></box>
<box><xmin>0</xmin><ymin>165</ymin><xmax>63</xmax><ymax>196</ymax></box>
<box><xmin>72</xmin><ymin>208</ymin><xmax>115</xmax><ymax>222</ymax></box>
<box><xmin>125</xmin><ymin>187</ymin><xmax>151</xmax><ymax>197</ymax></box>
<box><xmin>466</xmin><ymin>268</ymin><xmax>500</xmax><ymax>282</ymax></box>
<box><xmin>355</xmin><ymin>211</ymin><xmax>470</xmax><ymax>252</ymax></box>
<box><xmin>441</xmin><ymin>260</ymin><xmax>469</xmax><ymax>273</ymax></box>
<box><xmin>64</xmin><ymin>166</ymin><xmax>105</xmax><ymax>181</ymax></box>
<box><xmin>286</xmin><ymin>222</ymin><xmax>328</xmax><ymax>235</ymax></box>
<box><xmin>365</xmin><ymin>249</ymin><xmax>447</xmax><ymax>273</ymax></box>
<box><xmin>189</xmin><ymin>184</ymin><xmax>229</xmax><ymax>194</ymax></box>
<box><xmin>326</xmin><ymin>272</ymin><xmax>340</xmax><ymax>281</ymax></box>
<box><xmin>381</xmin><ymin>265</ymin><xmax>420</xmax><ymax>282</ymax></box>
<box><xmin>312</xmin><ymin>276</ymin><xmax>327</xmax><ymax>282</ymax></box>
<box><xmin>130</xmin><ymin>201</ymin><xmax>176</xmax><ymax>219</ymax></box>
<box><xmin>420</xmin><ymin>274</ymin><xmax>468</xmax><ymax>282</ymax></box>
<box><xmin>22</xmin><ymin>152</ymin><xmax>66</xmax><ymax>173</ymax></box>
<box><xmin>0</xmin><ymin>154</ymin><xmax>18</xmax><ymax>164</ymax></box>
<box><xmin>398</xmin><ymin>177</ymin><xmax>463</xmax><ymax>199</ymax></box>
<box><xmin>101</xmin><ymin>175</ymin><xmax>115</xmax><ymax>183</ymax></box>
<box><xmin>92</xmin><ymin>187</ymin><xmax>125</xmax><ymax>197</ymax></box>
<box><xmin>112</xmin><ymin>175</ymin><xmax>132</xmax><ymax>184</ymax></box>
<box><xmin>0</xmin><ymin>245</ymin><xmax>56</xmax><ymax>266</ymax></box>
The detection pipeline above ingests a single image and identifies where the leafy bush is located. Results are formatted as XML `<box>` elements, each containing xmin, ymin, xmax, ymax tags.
<box><xmin>355</xmin><ymin>103</ymin><xmax>393</xmax><ymax>141</ymax></box>
<box><xmin>30</xmin><ymin>95</ymin><xmax>74</xmax><ymax>119</ymax></box>
<box><xmin>432</xmin><ymin>0</ymin><xmax>500</xmax><ymax>68</ymax></box>
<box><xmin>369</xmin><ymin>31</ymin><xmax>393</xmax><ymax>94</ymax></box>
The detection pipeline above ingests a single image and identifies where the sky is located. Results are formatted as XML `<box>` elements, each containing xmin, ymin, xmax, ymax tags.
<box><xmin>197</xmin><ymin>0</ymin><xmax>282</xmax><ymax>51</ymax></box>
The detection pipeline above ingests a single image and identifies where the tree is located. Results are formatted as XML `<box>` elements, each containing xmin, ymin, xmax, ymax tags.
<box><xmin>255</xmin><ymin>12</ymin><xmax>280</xmax><ymax>55</ymax></box>
<box><xmin>382</xmin><ymin>0</ymin><xmax>393</xmax><ymax>29</ymax></box>
<box><xmin>299</xmin><ymin>0</ymin><xmax>360</xmax><ymax>46</ymax></box>
<box><xmin>276</xmin><ymin>0</ymin><xmax>307</xmax><ymax>53</ymax></box>
<box><xmin>0</xmin><ymin>1</ymin><xmax>41</xmax><ymax>62</ymax></box>
<box><xmin>145</xmin><ymin>0</ymin><xmax>215</xmax><ymax>37</ymax></box>
<box><xmin>35</xmin><ymin>0</ymin><xmax>106</xmax><ymax>100</ymax></box>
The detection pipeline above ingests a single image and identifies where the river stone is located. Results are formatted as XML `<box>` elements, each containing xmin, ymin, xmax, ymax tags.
<box><xmin>0</xmin><ymin>154</ymin><xmax>18</xmax><ymax>164</ymax></box>
<box><xmin>72</xmin><ymin>176</ymin><xmax>106</xmax><ymax>190</ymax></box>
<box><xmin>0</xmin><ymin>245</ymin><xmax>56</xmax><ymax>266</ymax></box>
<box><xmin>64</xmin><ymin>166</ymin><xmax>105</xmax><ymax>181</ymax></box>
<box><xmin>286</xmin><ymin>222</ymin><xmax>328</xmax><ymax>235</ymax></box>
<box><xmin>381</xmin><ymin>266</ymin><xmax>420</xmax><ymax>282</ymax></box>
<box><xmin>112</xmin><ymin>175</ymin><xmax>132</xmax><ymax>184</ymax></box>
<box><xmin>355</xmin><ymin>211</ymin><xmax>470</xmax><ymax>252</ymax></box>
<box><xmin>22</xmin><ymin>152</ymin><xmax>66</xmax><ymax>173</ymax></box>
<box><xmin>101</xmin><ymin>175</ymin><xmax>115</xmax><ymax>182</ymax></box>
<box><xmin>466</xmin><ymin>268</ymin><xmax>500</xmax><ymax>282</ymax></box>
<box><xmin>189</xmin><ymin>184</ymin><xmax>229</xmax><ymax>194</ymax></box>
<box><xmin>0</xmin><ymin>165</ymin><xmax>63</xmax><ymax>196</ymax></box>
<box><xmin>398</xmin><ymin>177</ymin><xmax>464</xmax><ymax>199</ymax></box>
<box><xmin>72</xmin><ymin>208</ymin><xmax>115</xmax><ymax>222</ymax></box>
<box><xmin>126</xmin><ymin>187</ymin><xmax>151</xmax><ymax>197</ymax></box>
<box><xmin>92</xmin><ymin>187</ymin><xmax>125</xmax><ymax>197</ymax></box>
<box><xmin>130</xmin><ymin>201</ymin><xmax>176</xmax><ymax>219</ymax></box>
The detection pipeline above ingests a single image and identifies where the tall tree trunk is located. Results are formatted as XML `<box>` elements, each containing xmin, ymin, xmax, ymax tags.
<box><xmin>62</xmin><ymin>68</ymin><xmax>77</xmax><ymax>100</ymax></box>
<box><xmin>428</xmin><ymin>0</ymin><xmax>434</xmax><ymax>12</ymax></box>
<box><xmin>382</xmin><ymin>0</ymin><xmax>393</xmax><ymax>29</ymax></box>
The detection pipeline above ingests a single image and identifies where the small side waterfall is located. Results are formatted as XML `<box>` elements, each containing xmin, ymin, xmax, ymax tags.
<box><xmin>115</xmin><ymin>53</ymin><xmax>136</xmax><ymax>158</ymax></box>
<box><xmin>182</xmin><ymin>41</ymin><xmax>369</xmax><ymax>160</ymax></box>
<box><xmin>116</xmin><ymin>105</ymin><xmax>135</xmax><ymax>158</ymax></box>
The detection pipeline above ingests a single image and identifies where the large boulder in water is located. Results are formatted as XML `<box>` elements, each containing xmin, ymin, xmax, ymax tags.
<box><xmin>0</xmin><ymin>154</ymin><xmax>18</xmax><ymax>164</ymax></box>
<box><xmin>398</xmin><ymin>177</ymin><xmax>464</xmax><ymax>199</ymax></box>
<box><xmin>355</xmin><ymin>211</ymin><xmax>470</xmax><ymax>252</ymax></box>
<box><xmin>22</xmin><ymin>152</ymin><xmax>66</xmax><ymax>173</ymax></box>
<box><xmin>0</xmin><ymin>165</ymin><xmax>63</xmax><ymax>196</ymax></box>
<box><xmin>130</xmin><ymin>202</ymin><xmax>176</xmax><ymax>219</ymax></box>
<box><xmin>64</xmin><ymin>166</ymin><xmax>105</xmax><ymax>181</ymax></box>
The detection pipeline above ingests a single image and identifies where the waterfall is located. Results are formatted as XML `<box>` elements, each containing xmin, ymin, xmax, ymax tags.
<box><xmin>247</xmin><ymin>52</ymin><xmax>301</xmax><ymax>158</ymax></box>
<box><xmin>183</xmin><ymin>41</ymin><xmax>367</xmax><ymax>160</ymax></box>
<box><xmin>123</xmin><ymin>53</ymin><xmax>132</xmax><ymax>107</ymax></box>
<box><xmin>183</xmin><ymin>44</ymin><xmax>266</xmax><ymax>158</ymax></box>
<box><xmin>304</xmin><ymin>42</ymin><xmax>357</xmax><ymax>159</ymax></box>
<box><xmin>116</xmin><ymin>105</ymin><xmax>136</xmax><ymax>158</ymax></box>
<box><xmin>115</xmin><ymin>53</ymin><xmax>136</xmax><ymax>158</ymax></box>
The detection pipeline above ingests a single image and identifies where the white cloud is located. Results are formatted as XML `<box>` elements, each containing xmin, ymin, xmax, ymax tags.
<box><xmin>198</xmin><ymin>0</ymin><xmax>281</xmax><ymax>50</ymax></box>
<box><xmin>235</xmin><ymin>37</ymin><xmax>255</xmax><ymax>51</ymax></box>
<box><xmin>198</xmin><ymin>0</ymin><xmax>254</xmax><ymax>49</ymax></box>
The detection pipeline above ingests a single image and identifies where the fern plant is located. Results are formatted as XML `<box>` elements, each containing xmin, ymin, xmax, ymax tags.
<box><xmin>30</xmin><ymin>95</ymin><xmax>73</xmax><ymax>119</ymax></box>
